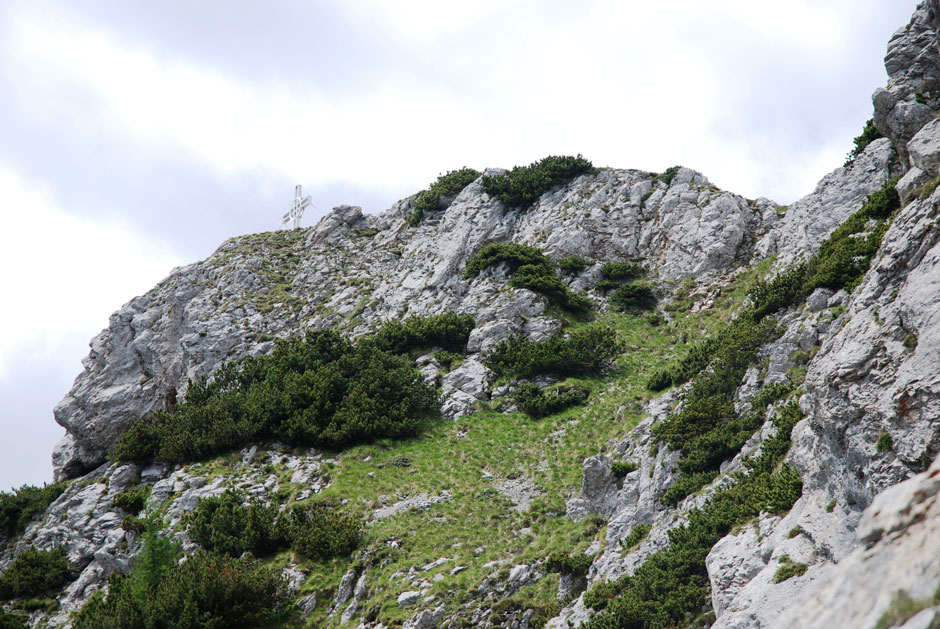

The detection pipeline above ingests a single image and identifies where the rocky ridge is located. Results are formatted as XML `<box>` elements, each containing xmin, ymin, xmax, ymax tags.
<box><xmin>3</xmin><ymin>2</ymin><xmax>940</xmax><ymax>628</ymax></box>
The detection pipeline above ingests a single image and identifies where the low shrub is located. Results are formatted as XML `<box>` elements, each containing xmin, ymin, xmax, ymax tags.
<box><xmin>513</xmin><ymin>383</ymin><xmax>590</xmax><ymax>418</ymax></box>
<box><xmin>0</xmin><ymin>483</ymin><xmax>67</xmax><ymax>541</ymax></box>
<box><xmin>372</xmin><ymin>312</ymin><xmax>475</xmax><ymax>355</ymax></box>
<box><xmin>73</xmin><ymin>552</ymin><xmax>292</xmax><ymax>629</ymax></box>
<box><xmin>481</xmin><ymin>155</ymin><xmax>593</xmax><ymax>208</ymax></box>
<box><xmin>609</xmin><ymin>281</ymin><xmax>656</xmax><ymax>313</ymax></box>
<box><xmin>465</xmin><ymin>243</ymin><xmax>593</xmax><ymax>313</ymax></box>
<box><xmin>611</xmin><ymin>461</ymin><xmax>638</xmax><ymax>477</ymax></box>
<box><xmin>113</xmin><ymin>329</ymin><xmax>437</xmax><ymax>465</ymax></box>
<box><xmin>189</xmin><ymin>490</ymin><xmax>285</xmax><ymax>558</ymax></box>
<box><xmin>486</xmin><ymin>327</ymin><xmax>620</xmax><ymax>380</ymax></box>
<box><xmin>286</xmin><ymin>501</ymin><xmax>362</xmax><ymax>561</ymax></box>
<box><xmin>112</xmin><ymin>485</ymin><xmax>150</xmax><ymax>515</ymax></box>
<box><xmin>557</xmin><ymin>255</ymin><xmax>592</xmax><ymax>274</ymax></box>
<box><xmin>433</xmin><ymin>350</ymin><xmax>463</xmax><ymax>369</ymax></box>
<box><xmin>601</xmin><ymin>262</ymin><xmax>645</xmax><ymax>281</ymax></box>
<box><xmin>656</xmin><ymin>166</ymin><xmax>682</xmax><ymax>186</ymax></box>
<box><xmin>463</xmin><ymin>243</ymin><xmax>550</xmax><ymax>279</ymax></box>
<box><xmin>844</xmin><ymin>119</ymin><xmax>883</xmax><ymax>167</ymax></box>
<box><xmin>545</xmin><ymin>550</ymin><xmax>592</xmax><ymax>576</ymax></box>
<box><xmin>407</xmin><ymin>168</ymin><xmax>481</xmax><ymax>226</ymax></box>
<box><xmin>509</xmin><ymin>265</ymin><xmax>593</xmax><ymax>314</ymax></box>
<box><xmin>620</xmin><ymin>523</ymin><xmax>651</xmax><ymax>552</ymax></box>
<box><xmin>876</xmin><ymin>432</ymin><xmax>894</xmax><ymax>453</ymax></box>
<box><xmin>0</xmin><ymin>548</ymin><xmax>75</xmax><ymax>601</ymax></box>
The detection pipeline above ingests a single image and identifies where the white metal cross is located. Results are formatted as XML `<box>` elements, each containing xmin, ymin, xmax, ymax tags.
<box><xmin>282</xmin><ymin>184</ymin><xmax>312</xmax><ymax>229</ymax></box>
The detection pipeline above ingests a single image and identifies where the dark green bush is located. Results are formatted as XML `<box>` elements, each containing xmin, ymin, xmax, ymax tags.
<box><xmin>557</xmin><ymin>255</ymin><xmax>592</xmax><ymax>274</ymax></box>
<box><xmin>620</xmin><ymin>523</ymin><xmax>651</xmax><ymax>551</ymax></box>
<box><xmin>284</xmin><ymin>501</ymin><xmax>362</xmax><ymax>561</ymax></box>
<box><xmin>481</xmin><ymin>155</ymin><xmax>593</xmax><ymax>208</ymax></box>
<box><xmin>0</xmin><ymin>608</ymin><xmax>27</xmax><ymax>629</ymax></box>
<box><xmin>372</xmin><ymin>312</ymin><xmax>475</xmax><ymax>355</ymax></box>
<box><xmin>463</xmin><ymin>243</ymin><xmax>551</xmax><ymax>279</ymax></box>
<box><xmin>0</xmin><ymin>548</ymin><xmax>75</xmax><ymax>600</ymax></box>
<box><xmin>121</xmin><ymin>515</ymin><xmax>146</xmax><ymax>534</ymax></box>
<box><xmin>114</xmin><ymin>329</ymin><xmax>437</xmax><ymax>465</ymax></box>
<box><xmin>509</xmin><ymin>265</ymin><xmax>594</xmax><ymax>314</ymax></box>
<box><xmin>464</xmin><ymin>243</ymin><xmax>593</xmax><ymax>313</ymax></box>
<box><xmin>656</xmin><ymin>166</ymin><xmax>682</xmax><ymax>186</ymax></box>
<box><xmin>844</xmin><ymin>119</ymin><xmax>883</xmax><ymax>166</ymax></box>
<box><xmin>611</xmin><ymin>461</ymin><xmax>638</xmax><ymax>477</ymax></box>
<box><xmin>0</xmin><ymin>483</ymin><xmax>66</xmax><ymax>541</ymax></box>
<box><xmin>545</xmin><ymin>550</ymin><xmax>593</xmax><ymax>576</ymax></box>
<box><xmin>876</xmin><ymin>432</ymin><xmax>894</xmax><ymax>453</ymax></box>
<box><xmin>592</xmin><ymin>279</ymin><xmax>621</xmax><ymax>293</ymax></box>
<box><xmin>433</xmin><ymin>350</ymin><xmax>463</xmax><ymax>369</ymax></box>
<box><xmin>73</xmin><ymin>552</ymin><xmax>292</xmax><ymax>629</ymax></box>
<box><xmin>486</xmin><ymin>327</ymin><xmax>620</xmax><ymax>380</ymax></box>
<box><xmin>609</xmin><ymin>281</ymin><xmax>657</xmax><ymax>313</ymax></box>
<box><xmin>189</xmin><ymin>490</ymin><xmax>285</xmax><ymax>558</ymax></box>
<box><xmin>112</xmin><ymin>485</ymin><xmax>150</xmax><ymax>515</ymax></box>
<box><xmin>601</xmin><ymin>262</ymin><xmax>645</xmax><ymax>281</ymax></box>
<box><xmin>513</xmin><ymin>383</ymin><xmax>590</xmax><ymax>418</ymax></box>
<box><xmin>407</xmin><ymin>168</ymin><xmax>481</xmax><ymax>226</ymax></box>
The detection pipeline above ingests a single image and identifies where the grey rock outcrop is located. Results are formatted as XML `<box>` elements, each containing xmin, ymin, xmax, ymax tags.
<box><xmin>52</xmin><ymin>165</ymin><xmax>777</xmax><ymax>479</ymax></box>
<box><xmin>873</xmin><ymin>0</ymin><xmax>940</xmax><ymax>167</ymax></box>
<box><xmin>755</xmin><ymin>137</ymin><xmax>899</xmax><ymax>268</ymax></box>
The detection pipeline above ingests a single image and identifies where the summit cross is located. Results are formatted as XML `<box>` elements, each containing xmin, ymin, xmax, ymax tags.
<box><xmin>282</xmin><ymin>185</ymin><xmax>312</xmax><ymax>229</ymax></box>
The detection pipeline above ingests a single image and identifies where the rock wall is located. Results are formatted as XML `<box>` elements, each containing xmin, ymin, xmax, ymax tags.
<box><xmin>52</xmin><ymin>166</ymin><xmax>777</xmax><ymax>479</ymax></box>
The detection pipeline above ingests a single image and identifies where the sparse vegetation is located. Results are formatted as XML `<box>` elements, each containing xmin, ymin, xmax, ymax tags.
<box><xmin>408</xmin><ymin>168</ymin><xmax>481</xmax><ymax>227</ymax></box>
<box><xmin>772</xmin><ymin>556</ymin><xmax>808</xmax><ymax>583</ymax></box>
<box><xmin>844</xmin><ymin>119</ymin><xmax>883</xmax><ymax>166</ymax></box>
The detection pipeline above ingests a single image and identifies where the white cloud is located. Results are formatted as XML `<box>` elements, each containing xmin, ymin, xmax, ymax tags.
<box><xmin>3</xmin><ymin>0</ymin><xmax>912</xmax><ymax>210</ymax></box>
<box><xmin>0</xmin><ymin>166</ymin><xmax>182</xmax><ymax>376</ymax></box>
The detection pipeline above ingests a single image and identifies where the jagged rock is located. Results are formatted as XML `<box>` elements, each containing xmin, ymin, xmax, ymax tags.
<box><xmin>398</xmin><ymin>591</ymin><xmax>421</xmax><ymax>608</ymax></box>
<box><xmin>766</xmin><ymin>453</ymin><xmax>940</xmax><ymax>628</ymax></box>
<box><xmin>52</xmin><ymin>165</ymin><xmax>777</xmax><ymax>479</ymax></box>
<box><xmin>404</xmin><ymin>604</ymin><xmax>445</xmax><ymax>629</ymax></box>
<box><xmin>874</xmin><ymin>0</ymin><xmax>940</xmax><ymax>166</ymax></box>
<box><xmin>755</xmin><ymin>138</ymin><xmax>899</xmax><ymax>268</ymax></box>
<box><xmin>297</xmin><ymin>593</ymin><xmax>318</xmax><ymax>620</ymax></box>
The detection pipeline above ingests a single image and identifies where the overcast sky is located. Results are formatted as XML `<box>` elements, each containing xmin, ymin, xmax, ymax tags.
<box><xmin>0</xmin><ymin>0</ymin><xmax>920</xmax><ymax>491</ymax></box>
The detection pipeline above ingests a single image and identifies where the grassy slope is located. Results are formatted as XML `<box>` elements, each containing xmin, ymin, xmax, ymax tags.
<box><xmin>176</xmin><ymin>261</ymin><xmax>774</xmax><ymax>628</ymax></box>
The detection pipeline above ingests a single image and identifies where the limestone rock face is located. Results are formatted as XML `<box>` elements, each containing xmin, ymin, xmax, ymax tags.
<box><xmin>52</xmin><ymin>167</ymin><xmax>776</xmax><ymax>479</ymax></box>
<box><xmin>709</xmin><ymin>163</ymin><xmax>940</xmax><ymax>629</ymax></box>
<box><xmin>769</xmin><ymin>454</ymin><xmax>940</xmax><ymax>629</ymax></box>
<box><xmin>873</xmin><ymin>0</ymin><xmax>940</xmax><ymax>166</ymax></box>
<box><xmin>755</xmin><ymin>137</ymin><xmax>899</xmax><ymax>268</ymax></box>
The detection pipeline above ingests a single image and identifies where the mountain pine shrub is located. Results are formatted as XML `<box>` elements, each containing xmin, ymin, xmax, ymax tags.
<box><xmin>0</xmin><ymin>548</ymin><xmax>75</xmax><ymax>601</ymax></box>
<box><xmin>0</xmin><ymin>483</ymin><xmax>67</xmax><ymax>542</ymax></box>
<box><xmin>481</xmin><ymin>155</ymin><xmax>593</xmax><ymax>208</ymax></box>
<box><xmin>114</xmin><ymin>329</ymin><xmax>437</xmax><ymax>464</ymax></box>
<box><xmin>485</xmin><ymin>327</ymin><xmax>620</xmax><ymax>380</ymax></box>
<box><xmin>407</xmin><ymin>168</ymin><xmax>481</xmax><ymax>226</ymax></box>
<box><xmin>512</xmin><ymin>382</ymin><xmax>590</xmax><ymax>418</ymax></box>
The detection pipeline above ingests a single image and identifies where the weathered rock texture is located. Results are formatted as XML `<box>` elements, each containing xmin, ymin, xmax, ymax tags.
<box><xmin>6</xmin><ymin>2</ymin><xmax>940</xmax><ymax>628</ymax></box>
<box><xmin>53</xmin><ymin>166</ymin><xmax>777</xmax><ymax>479</ymax></box>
